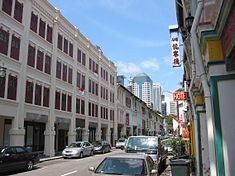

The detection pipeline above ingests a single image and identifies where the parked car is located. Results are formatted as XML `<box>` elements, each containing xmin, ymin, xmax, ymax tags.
<box><xmin>92</xmin><ymin>140</ymin><xmax>111</xmax><ymax>154</ymax></box>
<box><xmin>125</xmin><ymin>136</ymin><xmax>168</xmax><ymax>173</ymax></box>
<box><xmin>0</xmin><ymin>146</ymin><xmax>40</xmax><ymax>174</ymax></box>
<box><xmin>62</xmin><ymin>141</ymin><xmax>94</xmax><ymax>158</ymax></box>
<box><xmin>115</xmin><ymin>138</ymin><xmax>127</xmax><ymax>149</ymax></box>
<box><xmin>89</xmin><ymin>153</ymin><xmax>158</xmax><ymax>175</ymax></box>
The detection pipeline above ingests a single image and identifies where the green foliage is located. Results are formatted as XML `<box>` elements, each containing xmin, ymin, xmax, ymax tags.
<box><xmin>165</xmin><ymin>116</ymin><xmax>173</xmax><ymax>126</ymax></box>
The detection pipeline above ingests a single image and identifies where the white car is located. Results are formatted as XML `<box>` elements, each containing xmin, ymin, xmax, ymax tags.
<box><xmin>62</xmin><ymin>141</ymin><xmax>94</xmax><ymax>158</ymax></box>
<box><xmin>115</xmin><ymin>138</ymin><xmax>127</xmax><ymax>149</ymax></box>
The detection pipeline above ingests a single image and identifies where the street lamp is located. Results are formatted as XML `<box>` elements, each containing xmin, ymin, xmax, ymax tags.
<box><xmin>185</xmin><ymin>14</ymin><xmax>194</xmax><ymax>33</ymax></box>
<box><xmin>0</xmin><ymin>62</ymin><xmax>7</xmax><ymax>78</ymax></box>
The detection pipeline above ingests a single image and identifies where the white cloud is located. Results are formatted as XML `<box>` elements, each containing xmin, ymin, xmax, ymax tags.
<box><xmin>141</xmin><ymin>58</ymin><xmax>160</xmax><ymax>71</ymax></box>
<box><xmin>116</xmin><ymin>61</ymin><xmax>141</xmax><ymax>74</ymax></box>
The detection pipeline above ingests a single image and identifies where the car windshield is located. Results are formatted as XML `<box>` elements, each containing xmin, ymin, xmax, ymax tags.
<box><xmin>68</xmin><ymin>142</ymin><xmax>82</xmax><ymax>148</ymax></box>
<box><xmin>127</xmin><ymin>137</ymin><xmax>158</xmax><ymax>150</ymax></box>
<box><xmin>92</xmin><ymin>141</ymin><xmax>102</xmax><ymax>146</ymax></box>
<box><xmin>95</xmin><ymin>157</ymin><xmax>147</xmax><ymax>175</ymax></box>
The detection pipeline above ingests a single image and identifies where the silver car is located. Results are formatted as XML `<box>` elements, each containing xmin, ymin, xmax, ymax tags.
<box><xmin>62</xmin><ymin>141</ymin><xmax>94</xmax><ymax>158</ymax></box>
<box><xmin>89</xmin><ymin>153</ymin><xmax>158</xmax><ymax>176</ymax></box>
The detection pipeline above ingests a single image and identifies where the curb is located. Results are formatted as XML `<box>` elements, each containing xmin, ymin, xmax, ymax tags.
<box><xmin>39</xmin><ymin>156</ymin><xmax>63</xmax><ymax>162</ymax></box>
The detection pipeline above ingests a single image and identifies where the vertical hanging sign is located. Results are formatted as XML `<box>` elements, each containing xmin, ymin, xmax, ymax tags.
<box><xmin>169</xmin><ymin>25</ymin><xmax>181</xmax><ymax>67</ymax></box>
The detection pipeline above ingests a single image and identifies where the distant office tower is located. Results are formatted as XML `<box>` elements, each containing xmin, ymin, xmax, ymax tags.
<box><xmin>127</xmin><ymin>77</ymin><xmax>133</xmax><ymax>92</ymax></box>
<box><xmin>130</xmin><ymin>73</ymin><xmax>153</xmax><ymax>107</ymax></box>
<box><xmin>153</xmin><ymin>83</ymin><xmax>162</xmax><ymax>112</ymax></box>
<box><xmin>169</xmin><ymin>101</ymin><xmax>177</xmax><ymax>116</ymax></box>
<box><xmin>117</xmin><ymin>75</ymin><xmax>125</xmax><ymax>86</ymax></box>
<box><xmin>161</xmin><ymin>102</ymin><xmax>167</xmax><ymax>116</ymax></box>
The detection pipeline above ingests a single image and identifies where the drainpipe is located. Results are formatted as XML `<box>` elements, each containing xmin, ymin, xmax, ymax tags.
<box><xmin>190</xmin><ymin>0</ymin><xmax>217</xmax><ymax>176</ymax></box>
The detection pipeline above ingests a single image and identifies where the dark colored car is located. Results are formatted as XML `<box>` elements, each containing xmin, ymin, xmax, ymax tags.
<box><xmin>92</xmin><ymin>140</ymin><xmax>111</xmax><ymax>154</ymax></box>
<box><xmin>0</xmin><ymin>146</ymin><xmax>40</xmax><ymax>174</ymax></box>
<box><xmin>89</xmin><ymin>153</ymin><xmax>158</xmax><ymax>175</ymax></box>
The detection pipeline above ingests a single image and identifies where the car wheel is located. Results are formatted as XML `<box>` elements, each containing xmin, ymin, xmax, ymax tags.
<box><xmin>79</xmin><ymin>152</ymin><xmax>84</xmax><ymax>158</ymax></box>
<box><xmin>26</xmin><ymin>160</ymin><xmax>34</xmax><ymax>171</ymax></box>
<box><xmin>90</xmin><ymin>150</ymin><xmax>94</xmax><ymax>156</ymax></box>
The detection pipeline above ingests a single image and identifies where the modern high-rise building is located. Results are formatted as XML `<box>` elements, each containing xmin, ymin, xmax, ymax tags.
<box><xmin>130</xmin><ymin>73</ymin><xmax>153</xmax><ymax>107</ymax></box>
<box><xmin>152</xmin><ymin>83</ymin><xmax>162</xmax><ymax>112</ymax></box>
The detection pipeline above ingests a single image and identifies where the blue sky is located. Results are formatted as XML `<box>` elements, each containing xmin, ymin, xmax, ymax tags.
<box><xmin>48</xmin><ymin>0</ymin><xmax>183</xmax><ymax>93</ymax></box>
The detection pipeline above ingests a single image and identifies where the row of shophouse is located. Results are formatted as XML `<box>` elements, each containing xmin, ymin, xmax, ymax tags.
<box><xmin>0</xmin><ymin>0</ymin><xmax>163</xmax><ymax>157</ymax></box>
<box><xmin>175</xmin><ymin>0</ymin><xmax>235</xmax><ymax>176</ymax></box>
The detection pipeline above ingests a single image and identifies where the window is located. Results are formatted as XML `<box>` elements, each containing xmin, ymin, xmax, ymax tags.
<box><xmin>36</xmin><ymin>50</ymin><xmax>44</xmax><ymax>71</ymax></box>
<box><xmin>30</xmin><ymin>12</ymin><xmax>38</xmax><ymax>33</ymax></box>
<box><xmin>69</xmin><ymin>42</ymin><xmax>73</xmax><ymax>57</ymax></box>
<box><xmin>7</xmin><ymin>74</ymin><xmax>17</xmax><ymax>100</ymax></box>
<box><xmin>77</xmin><ymin>72</ymin><xmax>81</xmax><ymax>88</ymax></box>
<box><xmin>62</xmin><ymin>64</ymin><xmax>67</xmax><ymax>82</ymax></box>
<box><xmin>2</xmin><ymin>0</ymin><xmax>12</xmax><ymax>16</ymax></box>
<box><xmin>0</xmin><ymin>28</ymin><xmax>9</xmax><ymax>55</ymax></box>
<box><xmin>43</xmin><ymin>87</ymin><xmax>50</xmax><ymax>107</ymax></box>
<box><xmin>82</xmin><ymin>52</ymin><xmax>86</xmax><ymax>66</ymax></box>
<box><xmin>0</xmin><ymin>76</ymin><xmax>6</xmax><ymax>98</ymax></box>
<box><xmin>67</xmin><ymin>95</ymin><xmax>71</xmax><ymax>112</ymax></box>
<box><xmin>39</xmin><ymin>19</ymin><xmax>46</xmax><ymax>38</ymax></box>
<box><xmin>55</xmin><ymin>91</ymin><xmax>60</xmax><ymax>109</ymax></box>
<box><xmin>88</xmin><ymin>102</ymin><xmax>91</xmax><ymax>116</ymax></box>
<box><xmin>10</xmin><ymin>35</ymin><xmax>20</xmax><ymax>60</ymax></box>
<box><xmin>68</xmin><ymin>67</ymin><xmax>72</xmax><ymax>84</ymax></box>
<box><xmin>27</xmin><ymin>45</ymin><xmax>35</xmax><ymax>67</ymax></box>
<box><xmin>56</xmin><ymin>61</ymin><xmax>61</xmax><ymax>79</ymax></box>
<box><xmin>14</xmin><ymin>0</ymin><xmax>23</xmax><ymax>23</ymax></box>
<box><xmin>63</xmin><ymin>38</ymin><xmax>68</xmax><ymax>54</ymax></box>
<box><xmin>77</xmin><ymin>49</ymin><xmax>81</xmax><ymax>63</ymax></box>
<box><xmin>61</xmin><ymin>93</ymin><xmax>66</xmax><ymax>111</ymax></box>
<box><xmin>25</xmin><ymin>81</ymin><xmax>33</xmax><ymax>104</ymax></box>
<box><xmin>82</xmin><ymin>75</ymin><xmax>85</xmax><ymax>90</ymax></box>
<box><xmin>76</xmin><ymin>98</ymin><xmax>80</xmax><ymax>114</ymax></box>
<box><xmin>57</xmin><ymin>34</ymin><xmax>62</xmax><ymax>50</ymax></box>
<box><xmin>35</xmin><ymin>84</ymin><xmax>42</xmax><ymax>105</ymax></box>
<box><xmin>46</xmin><ymin>25</ymin><xmax>52</xmax><ymax>43</ymax></box>
<box><xmin>44</xmin><ymin>55</ymin><xmax>51</xmax><ymax>74</ymax></box>
<box><xmin>81</xmin><ymin>99</ymin><xmax>85</xmax><ymax>115</ymax></box>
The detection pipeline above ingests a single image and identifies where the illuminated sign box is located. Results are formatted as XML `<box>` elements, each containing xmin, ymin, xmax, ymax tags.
<box><xmin>173</xmin><ymin>92</ymin><xmax>188</xmax><ymax>101</ymax></box>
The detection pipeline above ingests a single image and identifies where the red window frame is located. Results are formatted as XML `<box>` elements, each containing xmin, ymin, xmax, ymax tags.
<box><xmin>55</xmin><ymin>91</ymin><xmax>60</xmax><ymax>109</ymax></box>
<box><xmin>30</xmin><ymin>12</ymin><xmax>38</xmax><ymax>33</ymax></box>
<box><xmin>44</xmin><ymin>55</ymin><xmax>51</xmax><ymax>75</ymax></box>
<box><xmin>62</xmin><ymin>64</ymin><xmax>67</xmax><ymax>82</ymax></box>
<box><xmin>36</xmin><ymin>50</ymin><xmax>44</xmax><ymax>71</ymax></box>
<box><xmin>46</xmin><ymin>25</ymin><xmax>53</xmax><ymax>43</ymax></box>
<box><xmin>2</xmin><ymin>0</ymin><xmax>12</xmax><ymax>16</ymax></box>
<box><xmin>14</xmin><ymin>0</ymin><xmax>23</xmax><ymax>23</ymax></box>
<box><xmin>56</xmin><ymin>61</ymin><xmax>61</xmax><ymax>79</ymax></box>
<box><xmin>10</xmin><ymin>35</ymin><xmax>20</xmax><ymax>60</ymax></box>
<box><xmin>0</xmin><ymin>76</ymin><xmax>6</xmax><ymax>98</ymax></box>
<box><xmin>68</xmin><ymin>67</ymin><xmax>72</xmax><ymax>84</ymax></box>
<box><xmin>0</xmin><ymin>28</ymin><xmax>9</xmax><ymax>55</ymax></box>
<box><xmin>63</xmin><ymin>38</ymin><xmax>68</xmax><ymax>54</ymax></box>
<box><xmin>67</xmin><ymin>95</ymin><xmax>72</xmax><ymax>112</ymax></box>
<box><xmin>35</xmin><ymin>84</ymin><xmax>42</xmax><ymax>105</ymax></box>
<box><xmin>27</xmin><ymin>45</ymin><xmax>35</xmax><ymax>67</ymax></box>
<box><xmin>25</xmin><ymin>80</ymin><xmax>33</xmax><ymax>104</ymax></box>
<box><xmin>61</xmin><ymin>93</ymin><xmax>66</xmax><ymax>111</ymax></box>
<box><xmin>69</xmin><ymin>42</ymin><xmax>73</xmax><ymax>57</ymax></box>
<box><xmin>7</xmin><ymin>74</ymin><xmax>17</xmax><ymax>100</ymax></box>
<box><xmin>57</xmin><ymin>34</ymin><xmax>62</xmax><ymax>50</ymax></box>
<box><xmin>43</xmin><ymin>87</ymin><xmax>50</xmax><ymax>107</ymax></box>
<box><xmin>39</xmin><ymin>19</ymin><xmax>46</xmax><ymax>38</ymax></box>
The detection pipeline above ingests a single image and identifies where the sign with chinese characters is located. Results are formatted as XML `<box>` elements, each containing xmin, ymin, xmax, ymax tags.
<box><xmin>171</xmin><ymin>36</ymin><xmax>181</xmax><ymax>67</ymax></box>
<box><xmin>173</xmin><ymin>92</ymin><xmax>188</xmax><ymax>101</ymax></box>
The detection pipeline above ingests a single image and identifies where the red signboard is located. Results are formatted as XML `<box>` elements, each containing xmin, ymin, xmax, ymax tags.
<box><xmin>173</xmin><ymin>92</ymin><xmax>188</xmax><ymax>101</ymax></box>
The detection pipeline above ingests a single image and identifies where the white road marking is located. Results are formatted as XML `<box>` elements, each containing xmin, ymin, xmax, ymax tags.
<box><xmin>60</xmin><ymin>170</ymin><xmax>78</xmax><ymax>176</ymax></box>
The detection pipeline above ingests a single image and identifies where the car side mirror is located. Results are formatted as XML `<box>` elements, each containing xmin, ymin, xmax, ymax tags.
<box><xmin>4</xmin><ymin>153</ymin><xmax>10</xmax><ymax>157</ymax></box>
<box><xmin>89</xmin><ymin>166</ymin><xmax>95</xmax><ymax>172</ymax></box>
<box><xmin>150</xmin><ymin>169</ymin><xmax>158</xmax><ymax>174</ymax></box>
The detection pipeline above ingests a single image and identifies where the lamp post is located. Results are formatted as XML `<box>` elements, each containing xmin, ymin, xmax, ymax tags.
<box><xmin>0</xmin><ymin>62</ymin><xmax>7</xmax><ymax>78</ymax></box>
<box><xmin>185</xmin><ymin>14</ymin><xmax>194</xmax><ymax>33</ymax></box>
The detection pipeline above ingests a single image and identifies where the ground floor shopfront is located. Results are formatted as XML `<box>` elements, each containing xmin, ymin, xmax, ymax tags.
<box><xmin>0</xmin><ymin>112</ymin><xmax>117</xmax><ymax>156</ymax></box>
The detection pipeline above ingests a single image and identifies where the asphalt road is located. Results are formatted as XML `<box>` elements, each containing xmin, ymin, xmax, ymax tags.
<box><xmin>4</xmin><ymin>149</ymin><xmax>124</xmax><ymax>176</ymax></box>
